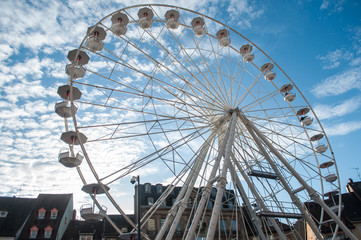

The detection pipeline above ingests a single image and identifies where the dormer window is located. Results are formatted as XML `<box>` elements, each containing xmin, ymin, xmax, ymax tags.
<box><xmin>145</xmin><ymin>183</ymin><xmax>151</xmax><ymax>193</ymax></box>
<box><xmin>0</xmin><ymin>211</ymin><xmax>8</xmax><ymax>218</ymax></box>
<box><xmin>156</xmin><ymin>184</ymin><xmax>162</xmax><ymax>194</ymax></box>
<box><xmin>50</xmin><ymin>208</ymin><xmax>58</xmax><ymax>219</ymax></box>
<box><xmin>29</xmin><ymin>226</ymin><xmax>39</xmax><ymax>239</ymax></box>
<box><xmin>38</xmin><ymin>208</ymin><xmax>46</xmax><ymax>219</ymax></box>
<box><xmin>44</xmin><ymin>226</ymin><xmax>53</xmax><ymax>238</ymax></box>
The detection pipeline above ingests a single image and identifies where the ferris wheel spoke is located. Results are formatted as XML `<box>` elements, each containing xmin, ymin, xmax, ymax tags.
<box><xmin>250</xmin><ymin>120</ymin><xmax>324</xmax><ymax>156</ymax></box>
<box><xmin>102</xmin><ymin>126</ymin><xmax>211</xmax><ymax>185</ymax></box>
<box><xmin>83</xmin><ymin>51</ymin><xmax>223</xmax><ymax>113</ymax></box>
<box><xmin>170</xmin><ymin>14</ymin><xmax>231</xmax><ymax>106</ymax></box>
<box><xmin>72</xmin><ymin>81</ymin><xmax>223</xmax><ymax>123</ymax></box>
<box><xmin>203</xmin><ymin>33</ymin><xmax>233</xmax><ymax>107</ymax></box>
<box><xmin>123</xmin><ymin>22</ymin><xmax>228</xmax><ymax>112</ymax></box>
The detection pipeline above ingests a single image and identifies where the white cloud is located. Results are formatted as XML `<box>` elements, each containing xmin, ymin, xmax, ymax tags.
<box><xmin>316</xmin><ymin>49</ymin><xmax>352</xmax><ymax>70</ymax></box>
<box><xmin>313</xmin><ymin>96</ymin><xmax>361</xmax><ymax>120</ymax></box>
<box><xmin>350</xmin><ymin>57</ymin><xmax>361</xmax><ymax>66</ymax></box>
<box><xmin>0</xmin><ymin>44</ymin><xmax>14</xmax><ymax>62</ymax></box>
<box><xmin>311</xmin><ymin>68</ymin><xmax>361</xmax><ymax>97</ymax></box>
<box><xmin>320</xmin><ymin>0</ymin><xmax>345</xmax><ymax>13</ymax></box>
<box><xmin>324</xmin><ymin>121</ymin><xmax>361</xmax><ymax>136</ymax></box>
<box><xmin>226</xmin><ymin>0</ymin><xmax>263</xmax><ymax>28</ymax></box>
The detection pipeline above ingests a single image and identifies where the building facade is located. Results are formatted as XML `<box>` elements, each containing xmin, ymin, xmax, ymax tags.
<box><xmin>0</xmin><ymin>194</ymin><xmax>73</xmax><ymax>240</ymax></box>
<box><xmin>305</xmin><ymin>179</ymin><xmax>361</xmax><ymax>239</ymax></box>
<box><xmin>134</xmin><ymin>183</ymin><xmax>247</xmax><ymax>239</ymax></box>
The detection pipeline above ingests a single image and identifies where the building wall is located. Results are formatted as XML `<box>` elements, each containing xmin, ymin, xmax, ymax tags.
<box><xmin>134</xmin><ymin>183</ymin><xmax>246</xmax><ymax>239</ymax></box>
<box><xmin>56</xmin><ymin>195</ymin><xmax>73</xmax><ymax>240</ymax></box>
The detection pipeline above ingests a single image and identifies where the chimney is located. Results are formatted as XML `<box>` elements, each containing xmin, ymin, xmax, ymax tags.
<box><xmin>72</xmin><ymin>209</ymin><xmax>77</xmax><ymax>220</ymax></box>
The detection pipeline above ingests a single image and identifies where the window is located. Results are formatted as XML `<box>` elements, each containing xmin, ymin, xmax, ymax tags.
<box><xmin>0</xmin><ymin>211</ymin><xmax>8</xmax><ymax>218</ymax></box>
<box><xmin>148</xmin><ymin>218</ymin><xmax>156</xmax><ymax>231</ymax></box>
<box><xmin>80</xmin><ymin>235</ymin><xmax>93</xmax><ymax>240</ymax></box>
<box><xmin>161</xmin><ymin>218</ymin><xmax>166</xmax><ymax>228</ymax></box>
<box><xmin>29</xmin><ymin>226</ymin><xmax>39</xmax><ymax>239</ymax></box>
<box><xmin>211</xmin><ymin>187</ymin><xmax>216</xmax><ymax>196</ymax></box>
<box><xmin>50</xmin><ymin>208</ymin><xmax>58</xmax><ymax>219</ymax></box>
<box><xmin>38</xmin><ymin>208</ymin><xmax>46</xmax><ymax>219</ymax></box>
<box><xmin>44</xmin><ymin>226</ymin><xmax>53</xmax><ymax>238</ymax></box>
<box><xmin>145</xmin><ymin>183</ymin><xmax>151</xmax><ymax>193</ymax></box>
<box><xmin>231</xmin><ymin>220</ymin><xmax>237</xmax><ymax>233</ymax></box>
<box><xmin>156</xmin><ymin>184</ymin><xmax>162</xmax><ymax>194</ymax></box>
<box><xmin>147</xmin><ymin>197</ymin><xmax>154</xmax><ymax>206</ymax></box>
<box><xmin>220</xmin><ymin>220</ymin><xmax>227</xmax><ymax>234</ymax></box>
<box><xmin>187</xmin><ymin>198</ymin><xmax>192</xmax><ymax>208</ymax></box>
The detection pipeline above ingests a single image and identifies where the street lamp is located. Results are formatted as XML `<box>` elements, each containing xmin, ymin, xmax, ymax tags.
<box><xmin>130</xmin><ymin>175</ymin><xmax>141</xmax><ymax>240</ymax></box>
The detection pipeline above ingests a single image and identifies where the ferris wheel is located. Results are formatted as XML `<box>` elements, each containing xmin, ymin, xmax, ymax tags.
<box><xmin>55</xmin><ymin>4</ymin><xmax>357</xmax><ymax>240</ymax></box>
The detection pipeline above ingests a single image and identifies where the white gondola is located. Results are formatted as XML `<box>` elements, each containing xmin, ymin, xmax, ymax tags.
<box><xmin>54</xmin><ymin>100</ymin><xmax>78</xmax><ymax>118</ymax></box>
<box><xmin>314</xmin><ymin>144</ymin><xmax>328</xmax><ymax>153</ymax></box>
<box><xmin>264</xmin><ymin>71</ymin><xmax>276</xmax><ymax>81</ymax></box>
<box><xmin>216</xmin><ymin>29</ymin><xmax>230</xmax><ymax>47</ymax></box>
<box><xmin>61</xmin><ymin>131</ymin><xmax>87</xmax><ymax>145</ymax></box>
<box><xmin>284</xmin><ymin>92</ymin><xmax>296</xmax><ymax>102</ymax></box>
<box><xmin>86</xmin><ymin>26</ymin><xmax>106</xmax><ymax>52</ymax></box>
<box><xmin>240</xmin><ymin>44</ymin><xmax>254</xmax><ymax>62</ymax></box>
<box><xmin>67</xmin><ymin>49</ymin><xmax>89</xmax><ymax>66</ymax></box>
<box><xmin>261</xmin><ymin>62</ymin><xmax>274</xmax><ymax>73</ymax></box>
<box><xmin>319</xmin><ymin>161</ymin><xmax>334</xmax><ymax>169</ymax></box>
<box><xmin>57</xmin><ymin>85</ymin><xmax>82</xmax><ymax>101</ymax></box>
<box><xmin>165</xmin><ymin>10</ymin><xmax>180</xmax><ymax>30</ymax></box>
<box><xmin>138</xmin><ymin>7</ymin><xmax>153</xmax><ymax>29</ymax></box>
<box><xmin>300</xmin><ymin>116</ymin><xmax>313</xmax><ymax>126</ymax></box>
<box><xmin>111</xmin><ymin>12</ymin><xmax>129</xmax><ymax>35</ymax></box>
<box><xmin>280</xmin><ymin>84</ymin><xmax>296</xmax><ymax>102</ymax></box>
<box><xmin>310</xmin><ymin>133</ymin><xmax>324</xmax><ymax>141</ymax></box>
<box><xmin>80</xmin><ymin>183</ymin><xmax>109</xmax><ymax>220</ymax></box>
<box><xmin>58</xmin><ymin>149</ymin><xmax>83</xmax><ymax>168</ymax></box>
<box><xmin>280</xmin><ymin>83</ymin><xmax>293</xmax><ymax>93</ymax></box>
<box><xmin>82</xmin><ymin>183</ymin><xmax>110</xmax><ymax>194</ymax></box>
<box><xmin>325</xmin><ymin>173</ymin><xmax>337</xmax><ymax>183</ymax></box>
<box><xmin>191</xmin><ymin>17</ymin><xmax>205</xmax><ymax>36</ymax></box>
<box><xmin>65</xmin><ymin>63</ymin><xmax>86</xmax><ymax>79</ymax></box>
<box><xmin>243</xmin><ymin>53</ymin><xmax>255</xmax><ymax>62</ymax></box>
<box><xmin>296</xmin><ymin>107</ymin><xmax>310</xmax><ymax>116</ymax></box>
<box><xmin>80</xmin><ymin>204</ymin><xmax>108</xmax><ymax>221</ymax></box>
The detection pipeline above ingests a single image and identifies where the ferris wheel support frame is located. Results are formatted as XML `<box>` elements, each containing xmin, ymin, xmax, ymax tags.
<box><xmin>228</xmin><ymin>160</ymin><xmax>268</xmax><ymax>240</ymax></box>
<box><xmin>182</xmin><ymin>114</ymin><xmax>234</xmax><ymax>240</ymax></box>
<box><xmin>231</xmin><ymin>153</ymin><xmax>289</xmax><ymax>240</ymax></box>
<box><xmin>206</xmin><ymin>110</ymin><xmax>238</xmax><ymax>239</ymax></box>
<box><xmin>239</xmin><ymin>112</ymin><xmax>357</xmax><ymax>240</ymax></box>
<box><xmin>155</xmin><ymin>118</ymin><xmax>227</xmax><ymax>240</ymax></box>
<box><xmin>165</xmin><ymin>138</ymin><xmax>211</xmax><ymax>240</ymax></box>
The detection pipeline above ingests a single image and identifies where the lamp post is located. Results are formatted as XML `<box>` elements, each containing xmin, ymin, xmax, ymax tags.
<box><xmin>130</xmin><ymin>175</ymin><xmax>141</xmax><ymax>240</ymax></box>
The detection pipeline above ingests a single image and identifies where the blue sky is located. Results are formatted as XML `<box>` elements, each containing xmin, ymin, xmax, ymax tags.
<box><xmin>0</xmin><ymin>0</ymin><xmax>360</xmax><ymax>215</ymax></box>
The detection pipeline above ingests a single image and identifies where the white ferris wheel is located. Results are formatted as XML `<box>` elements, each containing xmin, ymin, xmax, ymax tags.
<box><xmin>55</xmin><ymin>4</ymin><xmax>357</xmax><ymax>240</ymax></box>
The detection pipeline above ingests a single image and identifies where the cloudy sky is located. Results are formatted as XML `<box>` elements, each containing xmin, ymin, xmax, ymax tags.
<box><xmin>1</xmin><ymin>0</ymin><xmax>360</xmax><ymax>217</ymax></box>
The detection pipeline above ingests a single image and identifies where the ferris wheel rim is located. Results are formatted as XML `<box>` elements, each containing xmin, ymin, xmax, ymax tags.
<box><xmin>58</xmin><ymin>4</ymin><xmax>346</xmax><ymax>240</ymax></box>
